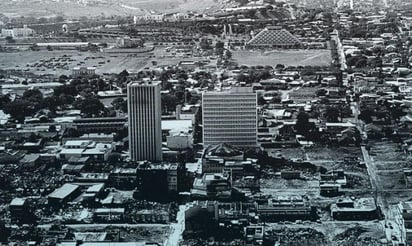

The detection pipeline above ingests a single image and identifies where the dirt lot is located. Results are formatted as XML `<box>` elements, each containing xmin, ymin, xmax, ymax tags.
<box><xmin>232</xmin><ymin>49</ymin><xmax>332</xmax><ymax>67</ymax></box>
<box><xmin>369</xmin><ymin>141</ymin><xmax>406</xmax><ymax>163</ymax></box>
<box><xmin>378</xmin><ymin>171</ymin><xmax>405</xmax><ymax>190</ymax></box>
<box><xmin>260</xmin><ymin>177</ymin><xmax>319</xmax><ymax>190</ymax></box>
<box><xmin>267</xmin><ymin>147</ymin><xmax>305</xmax><ymax>160</ymax></box>
<box><xmin>369</xmin><ymin>141</ymin><xmax>411</xmax><ymax>171</ymax></box>
<box><xmin>305</xmin><ymin>147</ymin><xmax>366</xmax><ymax>174</ymax></box>
<box><xmin>0</xmin><ymin>50</ymin><xmax>151</xmax><ymax>75</ymax></box>
<box><xmin>267</xmin><ymin>222</ymin><xmax>385</xmax><ymax>246</ymax></box>
<box><xmin>305</xmin><ymin>147</ymin><xmax>362</xmax><ymax>162</ymax></box>
<box><xmin>119</xmin><ymin>226</ymin><xmax>170</xmax><ymax>244</ymax></box>
<box><xmin>288</xmin><ymin>86</ymin><xmax>320</xmax><ymax>102</ymax></box>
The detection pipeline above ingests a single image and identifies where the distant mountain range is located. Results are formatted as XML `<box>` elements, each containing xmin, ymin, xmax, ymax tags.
<box><xmin>2</xmin><ymin>0</ymin><xmax>234</xmax><ymax>18</ymax></box>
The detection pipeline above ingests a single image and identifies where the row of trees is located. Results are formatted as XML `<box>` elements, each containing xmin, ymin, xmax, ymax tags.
<box><xmin>0</xmin><ymin>85</ymin><xmax>109</xmax><ymax>122</ymax></box>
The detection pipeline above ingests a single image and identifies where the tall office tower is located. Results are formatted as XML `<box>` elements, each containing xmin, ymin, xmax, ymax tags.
<box><xmin>127</xmin><ymin>80</ymin><xmax>162</xmax><ymax>162</ymax></box>
<box><xmin>202</xmin><ymin>87</ymin><xmax>257</xmax><ymax>149</ymax></box>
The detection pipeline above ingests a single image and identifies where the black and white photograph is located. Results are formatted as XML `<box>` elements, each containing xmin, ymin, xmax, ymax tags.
<box><xmin>0</xmin><ymin>0</ymin><xmax>411</xmax><ymax>245</ymax></box>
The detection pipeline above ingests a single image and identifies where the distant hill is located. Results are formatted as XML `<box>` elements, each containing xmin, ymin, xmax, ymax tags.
<box><xmin>1</xmin><ymin>0</ymin><xmax>232</xmax><ymax>19</ymax></box>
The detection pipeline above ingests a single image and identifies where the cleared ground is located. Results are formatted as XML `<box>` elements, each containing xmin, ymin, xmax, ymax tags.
<box><xmin>267</xmin><ymin>222</ymin><xmax>385</xmax><ymax>246</ymax></box>
<box><xmin>0</xmin><ymin>50</ymin><xmax>151</xmax><ymax>75</ymax></box>
<box><xmin>0</xmin><ymin>45</ymin><xmax>217</xmax><ymax>75</ymax></box>
<box><xmin>369</xmin><ymin>140</ymin><xmax>411</xmax><ymax>190</ymax></box>
<box><xmin>305</xmin><ymin>147</ymin><xmax>362</xmax><ymax>162</ymax></box>
<box><xmin>261</xmin><ymin>177</ymin><xmax>319</xmax><ymax>190</ymax></box>
<box><xmin>232</xmin><ymin>49</ymin><xmax>332</xmax><ymax>67</ymax></box>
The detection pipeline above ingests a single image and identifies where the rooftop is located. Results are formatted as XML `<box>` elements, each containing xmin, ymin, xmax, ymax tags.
<box><xmin>128</xmin><ymin>80</ymin><xmax>161</xmax><ymax>87</ymax></box>
<box><xmin>10</xmin><ymin>198</ymin><xmax>26</xmax><ymax>206</ymax></box>
<box><xmin>162</xmin><ymin>119</ymin><xmax>192</xmax><ymax>133</ymax></box>
<box><xmin>86</xmin><ymin>183</ymin><xmax>105</xmax><ymax>193</ymax></box>
<box><xmin>48</xmin><ymin>184</ymin><xmax>79</xmax><ymax>200</ymax></box>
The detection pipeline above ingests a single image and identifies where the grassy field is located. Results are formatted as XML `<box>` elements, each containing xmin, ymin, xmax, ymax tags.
<box><xmin>232</xmin><ymin>49</ymin><xmax>332</xmax><ymax>67</ymax></box>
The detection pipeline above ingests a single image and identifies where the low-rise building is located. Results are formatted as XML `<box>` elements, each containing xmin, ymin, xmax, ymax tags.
<box><xmin>48</xmin><ymin>183</ymin><xmax>81</xmax><ymax>207</ymax></box>
<box><xmin>331</xmin><ymin>197</ymin><xmax>378</xmax><ymax>220</ymax></box>
<box><xmin>166</xmin><ymin>132</ymin><xmax>193</xmax><ymax>150</ymax></box>
<box><xmin>257</xmin><ymin>196</ymin><xmax>316</xmax><ymax>221</ymax></box>
<box><xmin>10</xmin><ymin>198</ymin><xmax>31</xmax><ymax>224</ymax></box>
<box><xmin>191</xmin><ymin>173</ymin><xmax>231</xmax><ymax>199</ymax></box>
<box><xmin>399</xmin><ymin>201</ymin><xmax>412</xmax><ymax>245</ymax></box>
<box><xmin>72</xmin><ymin>66</ymin><xmax>96</xmax><ymax>78</ymax></box>
<box><xmin>93</xmin><ymin>208</ymin><xmax>125</xmax><ymax>222</ymax></box>
<box><xmin>73</xmin><ymin>117</ymin><xmax>127</xmax><ymax>133</ymax></box>
<box><xmin>59</xmin><ymin>140</ymin><xmax>113</xmax><ymax>162</ymax></box>
<box><xmin>1</xmin><ymin>25</ymin><xmax>34</xmax><ymax>38</ymax></box>
<box><xmin>110</xmin><ymin>168</ymin><xmax>137</xmax><ymax>190</ymax></box>
<box><xmin>136</xmin><ymin>162</ymin><xmax>183</xmax><ymax>199</ymax></box>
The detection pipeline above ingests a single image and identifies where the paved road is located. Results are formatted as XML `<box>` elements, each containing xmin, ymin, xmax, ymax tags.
<box><xmin>164</xmin><ymin>205</ymin><xmax>186</xmax><ymax>246</ymax></box>
<box><xmin>361</xmin><ymin>146</ymin><xmax>380</xmax><ymax>191</ymax></box>
<box><xmin>38</xmin><ymin>223</ymin><xmax>169</xmax><ymax>230</ymax></box>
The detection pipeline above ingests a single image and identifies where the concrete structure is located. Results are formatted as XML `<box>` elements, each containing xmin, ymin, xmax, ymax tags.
<box><xmin>202</xmin><ymin>87</ymin><xmax>257</xmax><ymax>149</ymax></box>
<box><xmin>94</xmin><ymin>208</ymin><xmax>125</xmax><ymax>222</ymax></box>
<box><xmin>1</xmin><ymin>25</ymin><xmax>34</xmax><ymax>38</ymax></box>
<box><xmin>247</xmin><ymin>26</ymin><xmax>301</xmax><ymax>49</ymax></box>
<box><xmin>191</xmin><ymin>173</ymin><xmax>231</xmax><ymax>199</ymax></box>
<box><xmin>257</xmin><ymin>196</ymin><xmax>315</xmax><ymax>221</ymax></box>
<box><xmin>330</xmin><ymin>197</ymin><xmax>378</xmax><ymax>220</ymax></box>
<box><xmin>136</xmin><ymin>162</ymin><xmax>182</xmax><ymax>197</ymax></box>
<box><xmin>59</xmin><ymin>140</ymin><xmax>113</xmax><ymax>162</ymax></box>
<box><xmin>166</xmin><ymin>132</ymin><xmax>193</xmax><ymax>150</ymax></box>
<box><xmin>73</xmin><ymin>117</ymin><xmax>127</xmax><ymax>133</ymax></box>
<box><xmin>10</xmin><ymin>198</ymin><xmax>30</xmax><ymax>224</ymax></box>
<box><xmin>48</xmin><ymin>183</ymin><xmax>81</xmax><ymax>206</ymax></box>
<box><xmin>72</xmin><ymin>66</ymin><xmax>96</xmax><ymax>77</ymax></box>
<box><xmin>127</xmin><ymin>81</ymin><xmax>162</xmax><ymax>162</ymax></box>
<box><xmin>399</xmin><ymin>201</ymin><xmax>412</xmax><ymax>245</ymax></box>
<box><xmin>201</xmin><ymin>143</ymin><xmax>258</xmax><ymax>178</ymax></box>
<box><xmin>116</xmin><ymin>36</ymin><xmax>143</xmax><ymax>48</ymax></box>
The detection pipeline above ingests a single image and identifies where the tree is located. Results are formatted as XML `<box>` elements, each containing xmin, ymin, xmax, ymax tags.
<box><xmin>49</xmin><ymin>125</ymin><xmax>57</xmax><ymax>132</ymax></box>
<box><xmin>215</xmin><ymin>41</ymin><xmax>224</xmax><ymax>49</ymax></box>
<box><xmin>275</xmin><ymin>64</ymin><xmax>285</xmax><ymax>71</ymax></box>
<box><xmin>74</xmin><ymin>97</ymin><xmax>105</xmax><ymax>117</ymax></box>
<box><xmin>63</xmin><ymin>127</ymin><xmax>81</xmax><ymax>138</ymax></box>
<box><xmin>225</xmin><ymin>50</ymin><xmax>232</xmax><ymax>60</ymax></box>
<box><xmin>108</xmin><ymin>152</ymin><xmax>122</xmax><ymax>164</ymax></box>
<box><xmin>118</xmin><ymin>69</ymin><xmax>129</xmax><ymax>83</ymax></box>
<box><xmin>3</xmin><ymin>100</ymin><xmax>36</xmax><ymax>122</ymax></box>
<box><xmin>5</xmin><ymin>36</ymin><xmax>15</xmax><ymax>43</ymax></box>
<box><xmin>295</xmin><ymin>109</ymin><xmax>311</xmax><ymax>136</ymax></box>
<box><xmin>325</xmin><ymin>106</ymin><xmax>340</xmax><ymax>122</ymax></box>
<box><xmin>54</xmin><ymin>85</ymin><xmax>78</xmax><ymax>97</ymax></box>
<box><xmin>40</xmin><ymin>96</ymin><xmax>62</xmax><ymax>112</ymax></box>
<box><xmin>114</xmin><ymin>127</ymin><xmax>128</xmax><ymax>142</ymax></box>
<box><xmin>258</xmin><ymin>96</ymin><xmax>266</xmax><ymax>105</ymax></box>
<box><xmin>359</xmin><ymin>109</ymin><xmax>374</xmax><ymax>124</ymax></box>
<box><xmin>58</xmin><ymin>75</ymin><xmax>69</xmax><ymax>83</ymax></box>
<box><xmin>316</xmin><ymin>88</ymin><xmax>327</xmax><ymax>97</ymax></box>
<box><xmin>0</xmin><ymin>222</ymin><xmax>10</xmax><ymax>243</ymax></box>
<box><xmin>162</xmin><ymin>94</ymin><xmax>178</xmax><ymax>114</ymax></box>
<box><xmin>112</xmin><ymin>97</ymin><xmax>128</xmax><ymax>113</ymax></box>
<box><xmin>199</xmin><ymin>38</ymin><xmax>211</xmax><ymax>50</ymax></box>
<box><xmin>0</xmin><ymin>94</ymin><xmax>10</xmax><ymax>108</ymax></box>
<box><xmin>23</xmin><ymin>89</ymin><xmax>43</xmax><ymax>102</ymax></box>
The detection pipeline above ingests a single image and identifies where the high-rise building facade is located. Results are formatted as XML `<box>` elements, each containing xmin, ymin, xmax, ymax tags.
<box><xmin>127</xmin><ymin>81</ymin><xmax>162</xmax><ymax>162</ymax></box>
<box><xmin>202</xmin><ymin>87</ymin><xmax>257</xmax><ymax>149</ymax></box>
